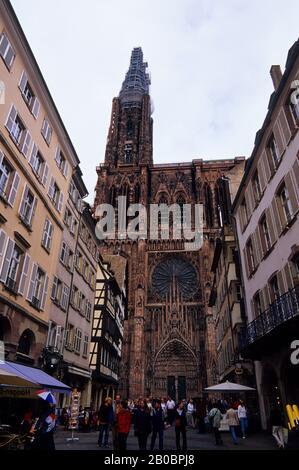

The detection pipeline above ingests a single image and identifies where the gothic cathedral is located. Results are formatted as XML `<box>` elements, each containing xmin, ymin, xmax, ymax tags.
<box><xmin>94</xmin><ymin>48</ymin><xmax>244</xmax><ymax>399</ymax></box>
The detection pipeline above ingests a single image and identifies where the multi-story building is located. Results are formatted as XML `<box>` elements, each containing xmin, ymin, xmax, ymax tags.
<box><xmin>94</xmin><ymin>47</ymin><xmax>246</xmax><ymax>399</ymax></box>
<box><xmin>90</xmin><ymin>254</ymin><xmax>127</xmax><ymax>409</ymax></box>
<box><xmin>232</xmin><ymin>40</ymin><xmax>299</xmax><ymax>428</ymax></box>
<box><xmin>0</xmin><ymin>0</ymin><xmax>98</xmax><ymax>407</ymax></box>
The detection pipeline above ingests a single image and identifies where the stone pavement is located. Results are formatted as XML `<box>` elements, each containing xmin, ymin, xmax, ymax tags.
<box><xmin>55</xmin><ymin>425</ymin><xmax>281</xmax><ymax>451</ymax></box>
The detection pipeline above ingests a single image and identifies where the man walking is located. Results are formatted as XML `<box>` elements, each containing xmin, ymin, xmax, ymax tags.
<box><xmin>150</xmin><ymin>400</ymin><xmax>165</xmax><ymax>451</ymax></box>
<box><xmin>166</xmin><ymin>396</ymin><xmax>176</xmax><ymax>426</ymax></box>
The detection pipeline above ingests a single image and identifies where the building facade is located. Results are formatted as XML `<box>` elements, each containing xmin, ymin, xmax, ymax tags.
<box><xmin>90</xmin><ymin>254</ymin><xmax>126</xmax><ymax>409</ymax></box>
<box><xmin>94</xmin><ymin>47</ymin><xmax>245</xmax><ymax>400</ymax></box>
<box><xmin>0</xmin><ymin>0</ymin><xmax>98</xmax><ymax>408</ymax></box>
<box><xmin>232</xmin><ymin>41</ymin><xmax>299</xmax><ymax>428</ymax></box>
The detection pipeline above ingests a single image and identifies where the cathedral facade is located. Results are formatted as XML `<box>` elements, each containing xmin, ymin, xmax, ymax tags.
<box><xmin>94</xmin><ymin>48</ymin><xmax>245</xmax><ymax>399</ymax></box>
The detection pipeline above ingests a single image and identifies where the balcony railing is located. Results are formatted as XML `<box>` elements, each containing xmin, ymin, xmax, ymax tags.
<box><xmin>241</xmin><ymin>286</ymin><xmax>299</xmax><ymax>348</ymax></box>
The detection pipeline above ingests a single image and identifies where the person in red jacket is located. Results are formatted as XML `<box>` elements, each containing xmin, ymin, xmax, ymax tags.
<box><xmin>116</xmin><ymin>400</ymin><xmax>132</xmax><ymax>451</ymax></box>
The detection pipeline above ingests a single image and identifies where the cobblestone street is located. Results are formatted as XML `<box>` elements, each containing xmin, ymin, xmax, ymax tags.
<box><xmin>55</xmin><ymin>426</ymin><xmax>281</xmax><ymax>451</ymax></box>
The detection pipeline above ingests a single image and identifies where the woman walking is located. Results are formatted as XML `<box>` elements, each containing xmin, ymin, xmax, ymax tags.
<box><xmin>208</xmin><ymin>403</ymin><xmax>223</xmax><ymax>446</ymax></box>
<box><xmin>117</xmin><ymin>401</ymin><xmax>132</xmax><ymax>451</ymax></box>
<box><xmin>226</xmin><ymin>403</ymin><xmax>239</xmax><ymax>445</ymax></box>
<box><xmin>186</xmin><ymin>398</ymin><xmax>195</xmax><ymax>428</ymax></box>
<box><xmin>134</xmin><ymin>399</ymin><xmax>152</xmax><ymax>450</ymax></box>
<box><xmin>237</xmin><ymin>400</ymin><xmax>248</xmax><ymax>439</ymax></box>
<box><xmin>174</xmin><ymin>401</ymin><xmax>187</xmax><ymax>451</ymax></box>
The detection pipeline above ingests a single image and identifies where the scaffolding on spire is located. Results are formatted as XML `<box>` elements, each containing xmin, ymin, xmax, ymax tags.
<box><xmin>119</xmin><ymin>47</ymin><xmax>150</xmax><ymax>107</ymax></box>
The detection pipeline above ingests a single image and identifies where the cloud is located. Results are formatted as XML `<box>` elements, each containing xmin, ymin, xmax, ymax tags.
<box><xmin>11</xmin><ymin>0</ymin><xmax>299</xmax><ymax>201</ymax></box>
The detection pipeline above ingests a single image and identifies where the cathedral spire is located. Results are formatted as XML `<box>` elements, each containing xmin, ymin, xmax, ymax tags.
<box><xmin>119</xmin><ymin>47</ymin><xmax>151</xmax><ymax>106</ymax></box>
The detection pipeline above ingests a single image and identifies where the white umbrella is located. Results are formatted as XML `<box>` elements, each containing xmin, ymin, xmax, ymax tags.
<box><xmin>36</xmin><ymin>390</ymin><xmax>56</xmax><ymax>404</ymax></box>
<box><xmin>0</xmin><ymin>365</ymin><xmax>39</xmax><ymax>388</ymax></box>
<box><xmin>204</xmin><ymin>380</ymin><xmax>256</xmax><ymax>393</ymax></box>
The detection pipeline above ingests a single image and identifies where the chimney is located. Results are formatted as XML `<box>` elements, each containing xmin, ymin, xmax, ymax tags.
<box><xmin>270</xmin><ymin>65</ymin><xmax>282</xmax><ymax>90</ymax></box>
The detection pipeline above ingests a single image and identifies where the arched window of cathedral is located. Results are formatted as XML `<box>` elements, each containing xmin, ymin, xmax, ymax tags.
<box><xmin>176</xmin><ymin>195</ymin><xmax>185</xmax><ymax>225</ymax></box>
<box><xmin>157</xmin><ymin>194</ymin><xmax>169</xmax><ymax>228</ymax></box>
<box><xmin>204</xmin><ymin>183</ymin><xmax>213</xmax><ymax>228</ymax></box>
<box><xmin>135</xmin><ymin>184</ymin><xmax>140</xmax><ymax>203</ymax></box>
<box><xmin>124</xmin><ymin>143</ymin><xmax>132</xmax><ymax>164</ymax></box>
<box><xmin>126</xmin><ymin>116</ymin><xmax>134</xmax><ymax>138</ymax></box>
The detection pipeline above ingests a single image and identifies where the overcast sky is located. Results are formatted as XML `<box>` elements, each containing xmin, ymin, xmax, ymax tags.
<box><xmin>11</xmin><ymin>0</ymin><xmax>299</xmax><ymax>202</ymax></box>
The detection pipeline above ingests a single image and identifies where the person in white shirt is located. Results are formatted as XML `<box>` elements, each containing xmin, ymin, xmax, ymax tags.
<box><xmin>237</xmin><ymin>400</ymin><xmax>248</xmax><ymax>438</ymax></box>
<box><xmin>166</xmin><ymin>397</ymin><xmax>176</xmax><ymax>425</ymax></box>
<box><xmin>186</xmin><ymin>398</ymin><xmax>195</xmax><ymax>428</ymax></box>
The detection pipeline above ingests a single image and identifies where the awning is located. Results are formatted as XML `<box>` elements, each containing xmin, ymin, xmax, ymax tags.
<box><xmin>68</xmin><ymin>365</ymin><xmax>92</xmax><ymax>379</ymax></box>
<box><xmin>1</xmin><ymin>361</ymin><xmax>71</xmax><ymax>394</ymax></box>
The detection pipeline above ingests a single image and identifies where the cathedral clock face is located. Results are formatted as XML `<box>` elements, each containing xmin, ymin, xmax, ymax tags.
<box><xmin>152</xmin><ymin>256</ymin><xmax>198</xmax><ymax>300</ymax></box>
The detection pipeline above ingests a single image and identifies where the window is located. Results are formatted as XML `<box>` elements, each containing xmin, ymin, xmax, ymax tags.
<box><xmin>269</xmin><ymin>275</ymin><xmax>280</xmax><ymax>301</ymax></box>
<box><xmin>5</xmin><ymin>244</ymin><xmax>22</xmax><ymax>292</ymax></box>
<box><xmin>252</xmin><ymin>171</ymin><xmax>262</xmax><ymax>203</ymax></box>
<box><xmin>240</xmin><ymin>197</ymin><xmax>248</xmax><ymax>229</ymax></box>
<box><xmin>78</xmin><ymin>292</ymin><xmax>85</xmax><ymax>314</ymax></box>
<box><xmin>259</xmin><ymin>215</ymin><xmax>271</xmax><ymax>253</ymax></box>
<box><xmin>19</xmin><ymin>185</ymin><xmax>36</xmax><ymax>228</ymax></box>
<box><xmin>41</xmin><ymin>219</ymin><xmax>53</xmax><ymax>252</ymax></box>
<box><xmin>19</xmin><ymin>71</ymin><xmax>40</xmax><ymax>119</ymax></box>
<box><xmin>60</xmin><ymin>242</ymin><xmax>73</xmax><ymax>270</ymax></box>
<box><xmin>51</xmin><ymin>276</ymin><xmax>62</xmax><ymax>304</ymax></box>
<box><xmin>278</xmin><ymin>184</ymin><xmax>293</xmax><ymax>224</ymax></box>
<box><xmin>290</xmin><ymin>91</ymin><xmax>299</xmax><ymax>123</ymax></box>
<box><xmin>48</xmin><ymin>177</ymin><xmax>64</xmax><ymax>212</ymax></box>
<box><xmin>0</xmin><ymin>32</ymin><xmax>15</xmax><ymax>69</ymax></box>
<box><xmin>55</xmin><ymin>147</ymin><xmax>69</xmax><ymax>177</ymax></box>
<box><xmin>69</xmin><ymin>180</ymin><xmax>79</xmax><ymax>205</ymax></box>
<box><xmin>74</xmin><ymin>328</ymin><xmax>82</xmax><ymax>353</ymax></box>
<box><xmin>65</xmin><ymin>323</ymin><xmax>74</xmax><ymax>349</ymax></box>
<box><xmin>253</xmin><ymin>291</ymin><xmax>262</xmax><ymax>318</ymax></box>
<box><xmin>86</xmin><ymin>301</ymin><xmax>92</xmax><ymax>321</ymax></box>
<box><xmin>41</xmin><ymin>118</ymin><xmax>52</xmax><ymax>145</ymax></box>
<box><xmin>64</xmin><ymin>208</ymin><xmax>72</xmax><ymax>227</ymax></box>
<box><xmin>83</xmin><ymin>335</ymin><xmax>89</xmax><ymax>357</ymax></box>
<box><xmin>5</xmin><ymin>106</ymin><xmax>31</xmax><ymax>157</ymax></box>
<box><xmin>246</xmin><ymin>238</ymin><xmax>255</xmax><ymax>274</ymax></box>
<box><xmin>71</xmin><ymin>285</ymin><xmax>79</xmax><ymax>309</ymax></box>
<box><xmin>267</xmin><ymin>135</ymin><xmax>280</xmax><ymax>169</ymax></box>
<box><xmin>27</xmin><ymin>264</ymin><xmax>48</xmax><ymax>311</ymax></box>
<box><xmin>0</xmin><ymin>156</ymin><xmax>12</xmax><ymax>198</ymax></box>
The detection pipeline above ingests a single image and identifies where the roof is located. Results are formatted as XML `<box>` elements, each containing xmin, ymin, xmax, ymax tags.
<box><xmin>102</xmin><ymin>254</ymin><xmax>127</xmax><ymax>292</ymax></box>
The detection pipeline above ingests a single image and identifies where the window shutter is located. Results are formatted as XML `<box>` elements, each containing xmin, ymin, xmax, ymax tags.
<box><xmin>292</xmin><ymin>160</ymin><xmax>299</xmax><ymax>198</ymax></box>
<box><xmin>18</xmin><ymin>184</ymin><xmax>29</xmax><ymax>218</ymax></box>
<box><xmin>31</xmin><ymin>97</ymin><xmax>40</xmax><ymax>119</ymax></box>
<box><xmin>283</xmin><ymin>263</ymin><xmax>294</xmax><ymax>291</ymax></box>
<box><xmin>263</xmin><ymin>285</ymin><xmax>270</xmax><ymax>309</ymax></box>
<box><xmin>277</xmin><ymin>270</ymin><xmax>285</xmax><ymax>295</ymax></box>
<box><xmin>18</xmin><ymin>253</ymin><xmax>31</xmax><ymax>295</ymax></box>
<box><xmin>51</xmin><ymin>276</ymin><xmax>58</xmax><ymax>300</ymax></box>
<box><xmin>27</xmin><ymin>263</ymin><xmax>38</xmax><ymax>302</ymax></box>
<box><xmin>7</xmin><ymin>172</ymin><xmax>20</xmax><ymax>207</ymax></box>
<box><xmin>266</xmin><ymin>208</ymin><xmax>276</xmax><ymax>247</ymax></box>
<box><xmin>273</xmin><ymin>120</ymin><xmax>285</xmax><ymax>157</ymax></box>
<box><xmin>285</xmin><ymin>172</ymin><xmax>299</xmax><ymax>215</ymax></box>
<box><xmin>0</xmin><ymin>34</ymin><xmax>9</xmax><ymax>57</ymax></box>
<box><xmin>252</xmin><ymin>231</ymin><xmax>260</xmax><ymax>265</ymax></box>
<box><xmin>48</xmin><ymin>177</ymin><xmax>55</xmax><ymax>199</ymax></box>
<box><xmin>0</xmin><ymin>238</ymin><xmax>14</xmax><ymax>282</ymax></box>
<box><xmin>245</xmin><ymin>181</ymin><xmax>254</xmax><ymax>212</ymax></box>
<box><xmin>57</xmin><ymin>192</ymin><xmax>64</xmax><ymax>213</ymax></box>
<box><xmin>5</xmin><ymin>105</ymin><xmax>17</xmax><ymax>134</ymax></box>
<box><xmin>278</xmin><ymin>109</ymin><xmax>291</xmax><ymax>146</ymax></box>
<box><xmin>61</xmin><ymin>285</ymin><xmax>69</xmax><ymax>310</ymax></box>
<box><xmin>29</xmin><ymin>143</ymin><xmax>38</xmax><ymax>168</ymax></box>
<box><xmin>41</xmin><ymin>163</ymin><xmax>49</xmax><ymax>187</ymax></box>
<box><xmin>243</xmin><ymin>248</ymin><xmax>250</xmax><ymax>279</ymax></box>
<box><xmin>0</xmin><ymin>229</ymin><xmax>8</xmax><ymax>273</ymax></box>
<box><xmin>29</xmin><ymin>197</ymin><xmax>37</xmax><ymax>225</ymax></box>
<box><xmin>55</xmin><ymin>146</ymin><xmax>61</xmax><ymax>164</ymax></box>
<box><xmin>40</xmin><ymin>274</ymin><xmax>49</xmax><ymax>311</ymax></box>
<box><xmin>254</xmin><ymin>228</ymin><xmax>263</xmax><ymax>262</ymax></box>
<box><xmin>0</xmin><ymin>150</ymin><xmax>3</xmax><ymax>168</ymax></box>
<box><xmin>21</xmin><ymin>130</ymin><xmax>31</xmax><ymax>157</ymax></box>
<box><xmin>271</xmin><ymin>198</ymin><xmax>283</xmax><ymax>236</ymax></box>
<box><xmin>63</xmin><ymin>161</ymin><xmax>69</xmax><ymax>178</ymax></box>
<box><xmin>19</xmin><ymin>70</ymin><xmax>28</xmax><ymax>94</ymax></box>
<box><xmin>48</xmin><ymin>221</ymin><xmax>53</xmax><ymax>248</ymax></box>
<box><xmin>257</xmin><ymin>160</ymin><xmax>266</xmax><ymax>193</ymax></box>
<box><xmin>46</xmin><ymin>125</ymin><xmax>52</xmax><ymax>145</ymax></box>
<box><xmin>261</xmin><ymin>150</ymin><xmax>272</xmax><ymax>182</ymax></box>
<box><xmin>54</xmin><ymin>325</ymin><xmax>62</xmax><ymax>350</ymax></box>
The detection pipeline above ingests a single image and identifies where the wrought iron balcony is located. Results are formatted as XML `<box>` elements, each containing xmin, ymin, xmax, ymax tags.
<box><xmin>241</xmin><ymin>286</ymin><xmax>299</xmax><ymax>349</ymax></box>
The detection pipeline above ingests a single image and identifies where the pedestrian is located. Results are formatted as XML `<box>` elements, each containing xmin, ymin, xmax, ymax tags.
<box><xmin>166</xmin><ymin>396</ymin><xmax>176</xmax><ymax>426</ymax></box>
<box><xmin>112</xmin><ymin>393</ymin><xmax>122</xmax><ymax>450</ymax></box>
<box><xmin>19</xmin><ymin>410</ymin><xmax>34</xmax><ymax>450</ymax></box>
<box><xmin>134</xmin><ymin>399</ymin><xmax>152</xmax><ymax>450</ymax></box>
<box><xmin>237</xmin><ymin>400</ymin><xmax>248</xmax><ymax>439</ymax></box>
<box><xmin>226</xmin><ymin>403</ymin><xmax>239</xmax><ymax>445</ymax></box>
<box><xmin>174</xmin><ymin>401</ymin><xmax>187</xmax><ymax>451</ymax></box>
<box><xmin>270</xmin><ymin>405</ymin><xmax>285</xmax><ymax>449</ymax></box>
<box><xmin>97</xmin><ymin>397</ymin><xmax>113</xmax><ymax>448</ymax></box>
<box><xmin>186</xmin><ymin>398</ymin><xmax>195</xmax><ymax>428</ymax></box>
<box><xmin>117</xmin><ymin>400</ymin><xmax>132</xmax><ymax>451</ymax></box>
<box><xmin>31</xmin><ymin>403</ymin><xmax>56</xmax><ymax>451</ymax></box>
<box><xmin>208</xmin><ymin>402</ymin><xmax>223</xmax><ymax>446</ymax></box>
<box><xmin>150</xmin><ymin>400</ymin><xmax>165</xmax><ymax>451</ymax></box>
<box><xmin>196</xmin><ymin>398</ymin><xmax>206</xmax><ymax>433</ymax></box>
